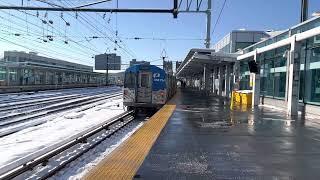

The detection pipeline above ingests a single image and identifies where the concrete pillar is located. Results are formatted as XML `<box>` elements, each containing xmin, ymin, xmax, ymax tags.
<box><xmin>212</xmin><ymin>67</ymin><xmax>216</xmax><ymax>94</ymax></box>
<box><xmin>203</xmin><ymin>65</ymin><xmax>206</xmax><ymax>91</ymax></box>
<box><xmin>252</xmin><ymin>51</ymin><xmax>261</xmax><ymax>106</ymax></box>
<box><xmin>218</xmin><ymin>66</ymin><xmax>224</xmax><ymax>96</ymax></box>
<box><xmin>203</xmin><ymin>64</ymin><xmax>210</xmax><ymax>93</ymax></box>
<box><xmin>233</xmin><ymin>61</ymin><xmax>240</xmax><ymax>90</ymax></box>
<box><xmin>230</xmin><ymin>63</ymin><xmax>235</xmax><ymax>93</ymax></box>
<box><xmin>287</xmin><ymin>37</ymin><xmax>301</xmax><ymax>116</ymax></box>
<box><xmin>225</xmin><ymin>64</ymin><xmax>231</xmax><ymax>98</ymax></box>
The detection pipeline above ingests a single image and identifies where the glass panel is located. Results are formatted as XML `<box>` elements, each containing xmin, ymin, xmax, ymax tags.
<box><xmin>273</xmin><ymin>56</ymin><xmax>287</xmax><ymax>98</ymax></box>
<box><xmin>140</xmin><ymin>73</ymin><xmax>150</xmax><ymax>88</ymax></box>
<box><xmin>239</xmin><ymin>59</ymin><xmax>251</xmax><ymax>90</ymax></box>
<box><xmin>304</xmin><ymin>36</ymin><xmax>320</xmax><ymax>104</ymax></box>
<box><xmin>291</xmin><ymin>18</ymin><xmax>320</xmax><ymax>35</ymax></box>
<box><xmin>235</xmin><ymin>42</ymin><xmax>254</xmax><ymax>52</ymax></box>
<box><xmin>124</xmin><ymin>72</ymin><xmax>136</xmax><ymax>88</ymax></box>
<box><xmin>265</xmin><ymin>59</ymin><xmax>274</xmax><ymax>97</ymax></box>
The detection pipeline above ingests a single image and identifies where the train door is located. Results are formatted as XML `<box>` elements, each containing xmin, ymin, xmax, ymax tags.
<box><xmin>137</xmin><ymin>72</ymin><xmax>152</xmax><ymax>103</ymax></box>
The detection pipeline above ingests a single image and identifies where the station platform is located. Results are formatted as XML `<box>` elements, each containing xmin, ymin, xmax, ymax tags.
<box><xmin>85</xmin><ymin>88</ymin><xmax>320</xmax><ymax>179</ymax></box>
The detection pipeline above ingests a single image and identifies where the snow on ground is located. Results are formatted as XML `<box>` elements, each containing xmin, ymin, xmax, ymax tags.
<box><xmin>51</xmin><ymin>121</ymin><xmax>144</xmax><ymax>180</ymax></box>
<box><xmin>0</xmin><ymin>86</ymin><xmax>120</xmax><ymax>104</ymax></box>
<box><xmin>0</xmin><ymin>95</ymin><xmax>125</xmax><ymax>170</ymax></box>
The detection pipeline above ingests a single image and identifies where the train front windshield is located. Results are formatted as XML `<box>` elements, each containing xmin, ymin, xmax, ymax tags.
<box><xmin>124</xmin><ymin>72</ymin><xmax>136</xmax><ymax>88</ymax></box>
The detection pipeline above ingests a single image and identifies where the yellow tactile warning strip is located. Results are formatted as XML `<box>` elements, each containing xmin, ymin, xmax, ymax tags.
<box><xmin>84</xmin><ymin>104</ymin><xmax>176</xmax><ymax>180</ymax></box>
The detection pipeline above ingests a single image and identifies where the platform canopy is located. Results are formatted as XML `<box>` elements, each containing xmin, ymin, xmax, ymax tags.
<box><xmin>176</xmin><ymin>48</ymin><xmax>239</xmax><ymax>78</ymax></box>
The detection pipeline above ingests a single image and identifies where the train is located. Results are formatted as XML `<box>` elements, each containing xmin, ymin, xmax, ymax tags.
<box><xmin>123</xmin><ymin>64</ymin><xmax>176</xmax><ymax>110</ymax></box>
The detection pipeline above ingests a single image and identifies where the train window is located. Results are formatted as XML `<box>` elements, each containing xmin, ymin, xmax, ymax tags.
<box><xmin>140</xmin><ymin>73</ymin><xmax>150</xmax><ymax>88</ymax></box>
<box><xmin>124</xmin><ymin>72</ymin><xmax>136</xmax><ymax>88</ymax></box>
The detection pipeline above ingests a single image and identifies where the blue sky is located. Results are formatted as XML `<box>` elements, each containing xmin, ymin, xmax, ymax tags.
<box><xmin>0</xmin><ymin>0</ymin><xmax>319</xmax><ymax>70</ymax></box>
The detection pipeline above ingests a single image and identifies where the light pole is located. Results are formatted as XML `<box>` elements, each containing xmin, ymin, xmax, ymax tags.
<box><xmin>300</xmin><ymin>0</ymin><xmax>308</xmax><ymax>22</ymax></box>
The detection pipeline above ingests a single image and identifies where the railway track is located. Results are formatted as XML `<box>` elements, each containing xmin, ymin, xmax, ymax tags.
<box><xmin>0</xmin><ymin>92</ymin><xmax>123</xmax><ymax>137</ymax></box>
<box><xmin>0</xmin><ymin>111</ymin><xmax>135</xmax><ymax>180</ymax></box>
<box><xmin>0</xmin><ymin>88</ymin><xmax>119</xmax><ymax>113</ymax></box>
<box><xmin>0</xmin><ymin>88</ymin><xmax>117</xmax><ymax>107</ymax></box>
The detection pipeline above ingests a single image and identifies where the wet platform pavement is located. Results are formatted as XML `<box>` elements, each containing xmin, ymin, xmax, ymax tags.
<box><xmin>136</xmin><ymin>88</ymin><xmax>320</xmax><ymax>179</ymax></box>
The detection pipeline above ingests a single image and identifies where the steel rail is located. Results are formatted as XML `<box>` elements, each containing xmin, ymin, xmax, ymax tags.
<box><xmin>0</xmin><ymin>110</ymin><xmax>135</xmax><ymax>180</ymax></box>
<box><xmin>0</xmin><ymin>92</ymin><xmax>121</xmax><ymax>123</ymax></box>
<box><xmin>0</xmin><ymin>93</ymin><xmax>122</xmax><ymax>132</ymax></box>
<box><xmin>0</xmin><ymin>88</ymin><xmax>119</xmax><ymax>112</ymax></box>
<box><xmin>0</xmin><ymin>87</ymin><xmax>119</xmax><ymax>105</ymax></box>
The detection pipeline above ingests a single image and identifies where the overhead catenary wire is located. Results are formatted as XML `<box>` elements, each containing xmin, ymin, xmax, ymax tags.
<box><xmin>0</xmin><ymin>8</ymin><xmax>101</xmax><ymax>56</ymax></box>
<box><xmin>65</xmin><ymin>0</ymin><xmax>138</xmax><ymax>59</ymax></box>
<box><xmin>0</xmin><ymin>0</ymin><xmax>104</xmax><ymax>61</ymax></box>
<box><xmin>0</xmin><ymin>2</ymin><xmax>102</xmax><ymax>55</ymax></box>
<box><xmin>61</xmin><ymin>0</ymin><xmax>137</xmax><ymax>59</ymax></box>
<box><xmin>211</xmin><ymin>0</ymin><xmax>227</xmax><ymax>35</ymax></box>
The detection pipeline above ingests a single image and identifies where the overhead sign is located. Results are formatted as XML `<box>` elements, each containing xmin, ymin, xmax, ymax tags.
<box><xmin>95</xmin><ymin>53</ymin><xmax>121</xmax><ymax>70</ymax></box>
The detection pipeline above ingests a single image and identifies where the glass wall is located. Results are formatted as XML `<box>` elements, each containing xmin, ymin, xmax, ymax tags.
<box><xmin>220</xmin><ymin>44</ymin><xmax>231</xmax><ymax>53</ymax></box>
<box><xmin>259</xmin><ymin>46</ymin><xmax>288</xmax><ymax>99</ymax></box>
<box><xmin>242</xmin><ymin>17</ymin><xmax>319</xmax><ymax>54</ymax></box>
<box><xmin>300</xmin><ymin>36</ymin><xmax>320</xmax><ymax>105</ymax></box>
<box><xmin>239</xmin><ymin>59</ymin><xmax>251</xmax><ymax>90</ymax></box>
<box><xmin>235</xmin><ymin>42</ymin><xmax>254</xmax><ymax>52</ymax></box>
<box><xmin>291</xmin><ymin>18</ymin><xmax>320</xmax><ymax>35</ymax></box>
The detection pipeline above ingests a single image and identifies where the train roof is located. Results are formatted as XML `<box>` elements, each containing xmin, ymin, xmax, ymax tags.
<box><xmin>125</xmin><ymin>64</ymin><xmax>164</xmax><ymax>73</ymax></box>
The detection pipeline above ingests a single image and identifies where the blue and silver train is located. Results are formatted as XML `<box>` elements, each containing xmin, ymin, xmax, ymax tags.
<box><xmin>123</xmin><ymin>64</ymin><xmax>176</xmax><ymax>110</ymax></box>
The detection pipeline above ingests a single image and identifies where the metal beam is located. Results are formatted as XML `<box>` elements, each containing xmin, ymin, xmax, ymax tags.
<box><xmin>0</xmin><ymin>5</ymin><xmax>174</xmax><ymax>13</ymax></box>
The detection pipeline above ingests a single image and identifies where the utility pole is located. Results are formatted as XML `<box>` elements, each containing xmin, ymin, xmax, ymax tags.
<box><xmin>205</xmin><ymin>0</ymin><xmax>212</xmax><ymax>48</ymax></box>
<box><xmin>178</xmin><ymin>0</ymin><xmax>212</xmax><ymax>49</ymax></box>
<box><xmin>300</xmin><ymin>0</ymin><xmax>308</xmax><ymax>22</ymax></box>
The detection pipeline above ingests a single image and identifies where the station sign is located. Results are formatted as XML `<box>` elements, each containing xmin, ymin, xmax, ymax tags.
<box><xmin>95</xmin><ymin>53</ymin><xmax>121</xmax><ymax>70</ymax></box>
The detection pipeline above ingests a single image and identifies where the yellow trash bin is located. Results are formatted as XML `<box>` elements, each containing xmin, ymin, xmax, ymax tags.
<box><xmin>235</xmin><ymin>91</ymin><xmax>241</xmax><ymax>103</ymax></box>
<box><xmin>240</xmin><ymin>91</ymin><xmax>252</xmax><ymax>105</ymax></box>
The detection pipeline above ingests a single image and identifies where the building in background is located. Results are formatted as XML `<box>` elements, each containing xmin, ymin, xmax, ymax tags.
<box><xmin>129</xmin><ymin>59</ymin><xmax>150</xmax><ymax>67</ymax></box>
<box><xmin>213</xmin><ymin>30</ymin><xmax>272</xmax><ymax>53</ymax></box>
<box><xmin>108</xmin><ymin>72</ymin><xmax>124</xmax><ymax>86</ymax></box>
<box><xmin>0</xmin><ymin>51</ymin><xmax>105</xmax><ymax>92</ymax></box>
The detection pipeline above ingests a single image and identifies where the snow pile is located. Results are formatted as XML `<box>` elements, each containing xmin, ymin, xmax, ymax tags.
<box><xmin>64</xmin><ymin>112</ymin><xmax>86</xmax><ymax>119</ymax></box>
<box><xmin>0</xmin><ymin>96</ymin><xmax>125</xmax><ymax>169</ymax></box>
